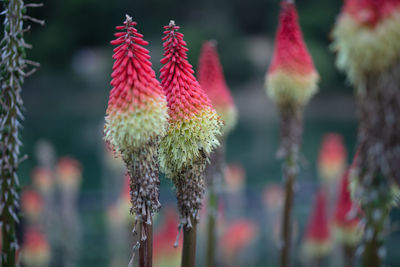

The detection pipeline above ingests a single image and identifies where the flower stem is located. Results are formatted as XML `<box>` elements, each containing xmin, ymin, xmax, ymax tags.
<box><xmin>280</xmin><ymin>153</ymin><xmax>296</xmax><ymax>267</ymax></box>
<box><xmin>139</xmin><ymin>220</ymin><xmax>153</xmax><ymax>267</ymax></box>
<box><xmin>181</xmin><ymin>219</ymin><xmax>197</xmax><ymax>267</ymax></box>
<box><xmin>205</xmin><ymin>184</ymin><xmax>217</xmax><ymax>267</ymax></box>
<box><xmin>342</xmin><ymin>245</ymin><xmax>355</xmax><ymax>267</ymax></box>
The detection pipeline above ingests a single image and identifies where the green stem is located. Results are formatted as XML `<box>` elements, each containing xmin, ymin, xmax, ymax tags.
<box><xmin>205</xmin><ymin>185</ymin><xmax>217</xmax><ymax>267</ymax></box>
<box><xmin>139</xmin><ymin>220</ymin><xmax>153</xmax><ymax>267</ymax></box>
<box><xmin>181</xmin><ymin>220</ymin><xmax>197</xmax><ymax>267</ymax></box>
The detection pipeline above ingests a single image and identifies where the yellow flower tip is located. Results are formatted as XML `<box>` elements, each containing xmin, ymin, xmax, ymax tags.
<box><xmin>332</xmin><ymin>6</ymin><xmax>400</xmax><ymax>85</ymax></box>
<box><xmin>265</xmin><ymin>69</ymin><xmax>319</xmax><ymax>107</ymax></box>
<box><xmin>302</xmin><ymin>239</ymin><xmax>333</xmax><ymax>259</ymax></box>
<box><xmin>104</xmin><ymin>98</ymin><xmax>169</xmax><ymax>155</ymax></box>
<box><xmin>159</xmin><ymin>108</ymin><xmax>223</xmax><ymax>179</ymax></box>
<box><xmin>333</xmin><ymin>223</ymin><xmax>363</xmax><ymax>246</ymax></box>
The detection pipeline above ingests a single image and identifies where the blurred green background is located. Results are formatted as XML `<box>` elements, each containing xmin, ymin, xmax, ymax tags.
<box><xmin>13</xmin><ymin>0</ymin><xmax>400</xmax><ymax>266</ymax></box>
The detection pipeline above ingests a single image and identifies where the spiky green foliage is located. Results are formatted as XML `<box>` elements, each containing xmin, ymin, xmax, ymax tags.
<box><xmin>0</xmin><ymin>0</ymin><xmax>42</xmax><ymax>265</ymax></box>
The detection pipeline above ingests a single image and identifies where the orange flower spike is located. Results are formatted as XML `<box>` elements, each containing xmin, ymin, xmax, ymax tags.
<box><xmin>21</xmin><ymin>228</ymin><xmax>50</xmax><ymax>266</ymax></box>
<box><xmin>198</xmin><ymin>41</ymin><xmax>238</xmax><ymax>134</ymax></box>
<box><xmin>318</xmin><ymin>133</ymin><xmax>347</xmax><ymax>182</ymax></box>
<box><xmin>21</xmin><ymin>189</ymin><xmax>44</xmax><ymax>222</ymax></box>
<box><xmin>265</xmin><ymin>1</ymin><xmax>319</xmax><ymax>107</ymax></box>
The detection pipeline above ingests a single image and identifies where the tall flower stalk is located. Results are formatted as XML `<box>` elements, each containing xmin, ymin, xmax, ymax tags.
<box><xmin>104</xmin><ymin>15</ymin><xmax>168</xmax><ymax>267</ymax></box>
<box><xmin>332</xmin><ymin>1</ymin><xmax>400</xmax><ymax>266</ymax></box>
<box><xmin>265</xmin><ymin>1</ymin><xmax>319</xmax><ymax>266</ymax></box>
<box><xmin>197</xmin><ymin>40</ymin><xmax>237</xmax><ymax>267</ymax></box>
<box><xmin>0</xmin><ymin>0</ymin><xmax>42</xmax><ymax>265</ymax></box>
<box><xmin>159</xmin><ymin>21</ymin><xmax>222</xmax><ymax>267</ymax></box>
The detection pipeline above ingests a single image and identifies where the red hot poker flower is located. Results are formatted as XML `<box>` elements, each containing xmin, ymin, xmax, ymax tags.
<box><xmin>303</xmin><ymin>190</ymin><xmax>332</xmax><ymax>258</ymax></box>
<box><xmin>105</xmin><ymin>15</ymin><xmax>168</xmax><ymax>155</ymax></box>
<box><xmin>266</xmin><ymin>1</ymin><xmax>319</xmax><ymax>107</ymax></box>
<box><xmin>159</xmin><ymin>20</ymin><xmax>222</xmax><ymax>226</ymax></box>
<box><xmin>318</xmin><ymin>133</ymin><xmax>347</xmax><ymax>182</ymax></box>
<box><xmin>333</xmin><ymin>169</ymin><xmax>363</xmax><ymax>246</ymax></box>
<box><xmin>159</xmin><ymin>20</ymin><xmax>222</xmax><ymax>178</ymax></box>
<box><xmin>198</xmin><ymin>41</ymin><xmax>238</xmax><ymax>134</ymax></box>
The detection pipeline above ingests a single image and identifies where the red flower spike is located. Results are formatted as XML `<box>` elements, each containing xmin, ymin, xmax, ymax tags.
<box><xmin>159</xmin><ymin>20</ymin><xmax>222</xmax><ymax>179</ymax></box>
<box><xmin>104</xmin><ymin>15</ymin><xmax>168</xmax><ymax>154</ymax></box>
<box><xmin>303</xmin><ymin>190</ymin><xmax>332</xmax><ymax>258</ymax></box>
<box><xmin>160</xmin><ymin>21</ymin><xmax>213</xmax><ymax>121</ymax></box>
<box><xmin>318</xmin><ymin>133</ymin><xmax>347</xmax><ymax>182</ymax></box>
<box><xmin>269</xmin><ymin>2</ymin><xmax>315</xmax><ymax>76</ymax></box>
<box><xmin>333</xmin><ymin>169</ymin><xmax>363</xmax><ymax>245</ymax></box>
<box><xmin>265</xmin><ymin>1</ymin><xmax>319</xmax><ymax>106</ymax></box>
<box><xmin>198</xmin><ymin>41</ymin><xmax>238</xmax><ymax>134</ymax></box>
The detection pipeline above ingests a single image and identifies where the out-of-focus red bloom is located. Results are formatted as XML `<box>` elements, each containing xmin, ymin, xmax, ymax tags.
<box><xmin>31</xmin><ymin>167</ymin><xmax>54</xmax><ymax>193</ymax></box>
<box><xmin>224</xmin><ymin>163</ymin><xmax>246</xmax><ymax>193</ymax></box>
<box><xmin>56</xmin><ymin>157</ymin><xmax>82</xmax><ymax>191</ymax></box>
<box><xmin>220</xmin><ymin>219</ymin><xmax>258</xmax><ymax>259</ymax></box>
<box><xmin>265</xmin><ymin>1</ymin><xmax>319</xmax><ymax>106</ymax></box>
<box><xmin>333</xmin><ymin>169</ymin><xmax>363</xmax><ymax>246</ymax></box>
<box><xmin>332</xmin><ymin>0</ymin><xmax>400</xmax><ymax>83</ymax></box>
<box><xmin>154</xmin><ymin>207</ymin><xmax>181</xmax><ymax>267</ymax></box>
<box><xmin>303</xmin><ymin>190</ymin><xmax>332</xmax><ymax>258</ymax></box>
<box><xmin>342</xmin><ymin>0</ymin><xmax>400</xmax><ymax>27</ymax></box>
<box><xmin>21</xmin><ymin>227</ymin><xmax>50</xmax><ymax>266</ymax></box>
<box><xmin>198</xmin><ymin>41</ymin><xmax>238</xmax><ymax>134</ymax></box>
<box><xmin>21</xmin><ymin>189</ymin><xmax>44</xmax><ymax>222</ymax></box>
<box><xmin>318</xmin><ymin>133</ymin><xmax>347</xmax><ymax>182</ymax></box>
<box><xmin>262</xmin><ymin>184</ymin><xmax>284</xmax><ymax>210</ymax></box>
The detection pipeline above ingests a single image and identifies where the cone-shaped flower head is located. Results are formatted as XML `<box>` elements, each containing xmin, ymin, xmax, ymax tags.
<box><xmin>332</xmin><ymin>0</ymin><xmax>400</xmax><ymax>84</ymax></box>
<box><xmin>318</xmin><ymin>133</ymin><xmax>347</xmax><ymax>182</ymax></box>
<box><xmin>265</xmin><ymin>1</ymin><xmax>319</xmax><ymax>107</ymax></box>
<box><xmin>198</xmin><ymin>41</ymin><xmax>238</xmax><ymax>134</ymax></box>
<box><xmin>104</xmin><ymin>15</ymin><xmax>168</xmax><ymax>155</ymax></box>
<box><xmin>333</xmin><ymin>169</ymin><xmax>363</xmax><ymax>246</ymax></box>
<box><xmin>303</xmin><ymin>190</ymin><xmax>332</xmax><ymax>258</ymax></box>
<box><xmin>21</xmin><ymin>228</ymin><xmax>50</xmax><ymax>266</ymax></box>
<box><xmin>159</xmin><ymin>21</ymin><xmax>222</xmax><ymax>178</ymax></box>
<box><xmin>159</xmin><ymin>21</ymin><xmax>222</xmax><ymax>225</ymax></box>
